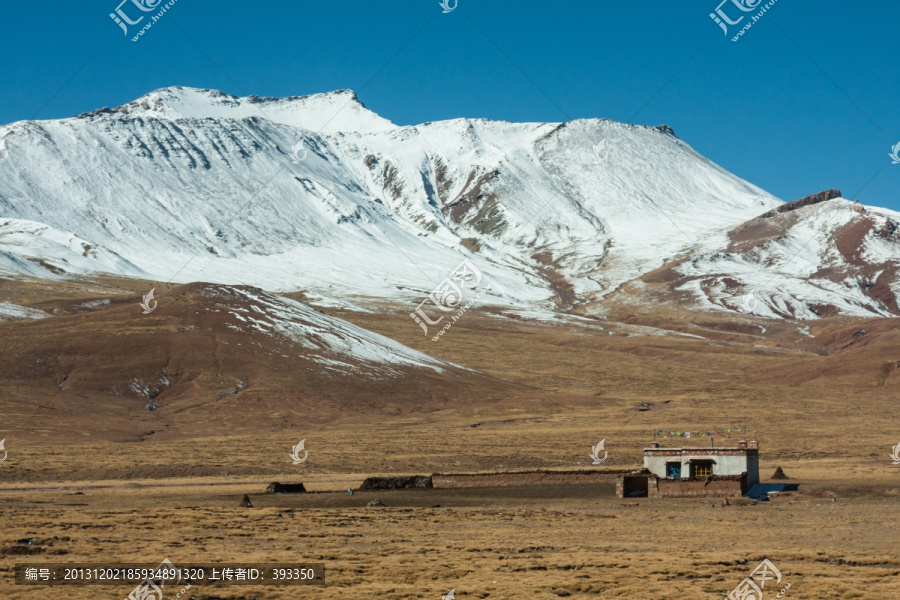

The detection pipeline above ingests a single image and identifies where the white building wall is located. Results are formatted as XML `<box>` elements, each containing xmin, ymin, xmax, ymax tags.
<box><xmin>644</xmin><ymin>450</ymin><xmax>752</xmax><ymax>479</ymax></box>
<box><xmin>709</xmin><ymin>454</ymin><xmax>749</xmax><ymax>477</ymax></box>
<box><xmin>644</xmin><ymin>455</ymin><xmax>669</xmax><ymax>478</ymax></box>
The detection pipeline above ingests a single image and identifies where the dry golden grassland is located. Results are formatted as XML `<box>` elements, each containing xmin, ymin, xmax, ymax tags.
<box><xmin>2</xmin><ymin>413</ymin><xmax>900</xmax><ymax>599</ymax></box>
<box><xmin>2</xmin><ymin>290</ymin><xmax>900</xmax><ymax>599</ymax></box>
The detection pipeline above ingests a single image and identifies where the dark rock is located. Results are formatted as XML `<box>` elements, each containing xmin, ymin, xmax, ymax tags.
<box><xmin>656</xmin><ymin>124</ymin><xmax>676</xmax><ymax>136</ymax></box>
<box><xmin>239</xmin><ymin>494</ymin><xmax>253</xmax><ymax>508</ymax></box>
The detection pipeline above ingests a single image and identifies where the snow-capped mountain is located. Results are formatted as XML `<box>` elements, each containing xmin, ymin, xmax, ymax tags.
<box><xmin>1</xmin><ymin>86</ymin><xmax>898</xmax><ymax>320</ymax></box>
<box><xmin>673</xmin><ymin>190</ymin><xmax>900</xmax><ymax>320</ymax></box>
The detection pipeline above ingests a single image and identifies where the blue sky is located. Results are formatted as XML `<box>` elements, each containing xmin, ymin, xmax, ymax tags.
<box><xmin>2</xmin><ymin>1</ymin><xmax>897</xmax><ymax>210</ymax></box>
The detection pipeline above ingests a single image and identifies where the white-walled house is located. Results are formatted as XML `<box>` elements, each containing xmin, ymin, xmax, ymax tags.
<box><xmin>642</xmin><ymin>440</ymin><xmax>759</xmax><ymax>486</ymax></box>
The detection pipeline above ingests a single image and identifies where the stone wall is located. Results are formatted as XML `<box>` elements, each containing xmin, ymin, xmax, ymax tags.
<box><xmin>358</xmin><ymin>475</ymin><xmax>433</xmax><ymax>491</ymax></box>
<box><xmin>648</xmin><ymin>474</ymin><xmax>746</xmax><ymax>499</ymax></box>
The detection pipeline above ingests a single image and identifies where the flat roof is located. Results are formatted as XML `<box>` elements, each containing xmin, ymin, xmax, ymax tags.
<box><xmin>643</xmin><ymin>447</ymin><xmax>757</xmax><ymax>454</ymax></box>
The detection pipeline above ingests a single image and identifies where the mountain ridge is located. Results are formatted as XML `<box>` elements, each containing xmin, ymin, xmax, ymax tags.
<box><xmin>1</xmin><ymin>86</ymin><xmax>897</xmax><ymax>321</ymax></box>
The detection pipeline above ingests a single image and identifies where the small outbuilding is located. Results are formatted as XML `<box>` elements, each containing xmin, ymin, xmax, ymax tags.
<box><xmin>266</xmin><ymin>482</ymin><xmax>307</xmax><ymax>494</ymax></box>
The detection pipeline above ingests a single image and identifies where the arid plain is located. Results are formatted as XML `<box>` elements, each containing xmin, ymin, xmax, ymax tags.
<box><xmin>1</xmin><ymin>277</ymin><xmax>900</xmax><ymax>599</ymax></box>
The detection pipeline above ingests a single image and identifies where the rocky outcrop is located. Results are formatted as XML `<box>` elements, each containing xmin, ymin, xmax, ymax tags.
<box><xmin>757</xmin><ymin>189</ymin><xmax>842</xmax><ymax>220</ymax></box>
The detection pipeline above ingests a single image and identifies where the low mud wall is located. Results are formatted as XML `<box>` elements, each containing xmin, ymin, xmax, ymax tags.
<box><xmin>432</xmin><ymin>469</ymin><xmax>631</xmax><ymax>489</ymax></box>
<box><xmin>651</xmin><ymin>476</ymin><xmax>745</xmax><ymax>499</ymax></box>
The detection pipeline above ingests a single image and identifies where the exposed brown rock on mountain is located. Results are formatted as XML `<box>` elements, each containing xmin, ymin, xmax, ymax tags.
<box><xmin>730</xmin><ymin>189</ymin><xmax>843</xmax><ymax>242</ymax></box>
<box><xmin>761</xmin><ymin>189</ymin><xmax>843</xmax><ymax>219</ymax></box>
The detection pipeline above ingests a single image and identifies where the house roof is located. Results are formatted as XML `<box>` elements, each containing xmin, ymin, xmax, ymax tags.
<box><xmin>643</xmin><ymin>447</ymin><xmax>757</xmax><ymax>456</ymax></box>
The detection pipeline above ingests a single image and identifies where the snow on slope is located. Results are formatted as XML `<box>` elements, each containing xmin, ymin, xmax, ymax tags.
<box><xmin>0</xmin><ymin>86</ymin><xmax>786</xmax><ymax>317</ymax></box>
<box><xmin>0</xmin><ymin>218</ymin><xmax>141</xmax><ymax>279</ymax></box>
<box><xmin>114</xmin><ymin>87</ymin><xmax>397</xmax><ymax>134</ymax></box>
<box><xmin>391</xmin><ymin>117</ymin><xmax>777</xmax><ymax>298</ymax></box>
<box><xmin>201</xmin><ymin>285</ymin><xmax>453</xmax><ymax>377</ymax></box>
<box><xmin>0</xmin><ymin>301</ymin><xmax>48</xmax><ymax>321</ymax></box>
<box><xmin>676</xmin><ymin>198</ymin><xmax>900</xmax><ymax>319</ymax></box>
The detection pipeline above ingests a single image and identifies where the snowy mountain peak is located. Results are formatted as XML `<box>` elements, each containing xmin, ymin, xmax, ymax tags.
<box><xmin>3</xmin><ymin>86</ymin><xmax>899</xmax><ymax>321</ymax></box>
<box><xmin>79</xmin><ymin>86</ymin><xmax>397</xmax><ymax>134</ymax></box>
<box><xmin>0</xmin><ymin>87</ymin><xmax>781</xmax><ymax>313</ymax></box>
